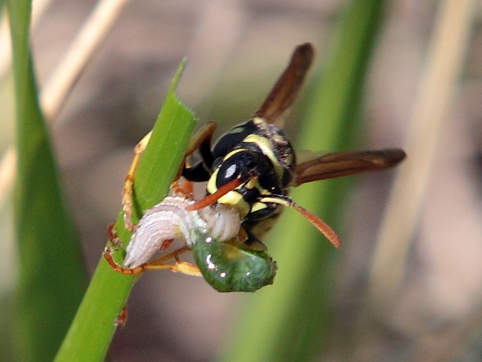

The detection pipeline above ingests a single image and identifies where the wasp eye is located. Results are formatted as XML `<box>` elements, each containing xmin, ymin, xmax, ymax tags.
<box><xmin>216</xmin><ymin>158</ymin><xmax>240</xmax><ymax>188</ymax></box>
<box><xmin>216</xmin><ymin>151</ymin><xmax>257</xmax><ymax>188</ymax></box>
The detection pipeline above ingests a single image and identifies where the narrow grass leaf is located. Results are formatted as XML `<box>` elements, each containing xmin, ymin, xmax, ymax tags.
<box><xmin>7</xmin><ymin>0</ymin><xmax>87</xmax><ymax>361</ymax></box>
<box><xmin>54</xmin><ymin>59</ymin><xmax>196</xmax><ymax>362</ymax></box>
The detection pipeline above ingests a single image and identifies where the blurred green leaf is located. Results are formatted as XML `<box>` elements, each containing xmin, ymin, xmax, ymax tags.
<box><xmin>218</xmin><ymin>0</ymin><xmax>387</xmax><ymax>361</ymax></box>
<box><xmin>7</xmin><ymin>0</ymin><xmax>87</xmax><ymax>361</ymax></box>
<box><xmin>54</xmin><ymin>59</ymin><xmax>196</xmax><ymax>362</ymax></box>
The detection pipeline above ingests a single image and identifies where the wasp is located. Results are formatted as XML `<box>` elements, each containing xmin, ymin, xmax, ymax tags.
<box><xmin>181</xmin><ymin>42</ymin><xmax>406</xmax><ymax>250</ymax></box>
<box><xmin>104</xmin><ymin>42</ymin><xmax>405</xmax><ymax>293</ymax></box>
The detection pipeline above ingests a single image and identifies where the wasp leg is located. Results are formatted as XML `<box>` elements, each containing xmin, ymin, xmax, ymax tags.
<box><xmin>122</xmin><ymin>122</ymin><xmax>216</xmax><ymax>231</ymax></box>
<box><xmin>122</xmin><ymin>131</ymin><xmax>152</xmax><ymax>231</ymax></box>
<box><xmin>170</xmin><ymin>177</ymin><xmax>194</xmax><ymax>198</ymax></box>
<box><xmin>258</xmin><ymin>195</ymin><xmax>342</xmax><ymax>248</ymax></box>
<box><xmin>183</xmin><ymin>120</ymin><xmax>216</xmax><ymax>168</ymax></box>
<box><xmin>239</xmin><ymin>227</ymin><xmax>268</xmax><ymax>251</ymax></box>
<box><xmin>154</xmin><ymin>248</ymin><xmax>202</xmax><ymax>276</ymax></box>
<box><xmin>103</xmin><ymin>245</ymin><xmax>201</xmax><ymax>276</ymax></box>
<box><xmin>107</xmin><ymin>222</ymin><xmax>124</xmax><ymax>249</ymax></box>
<box><xmin>104</xmin><ymin>246</ymin><xmax>143</xmax><ymax>275</ymax></box>
<box><xmin>182</xmin><ymin>121</ymin><xmax>217</xmax><ymax>181</ymax></box>
<box><xmin>115</xmin><ymin>306</ymin><xmax>128</xmax><ymax>327</ymax></box>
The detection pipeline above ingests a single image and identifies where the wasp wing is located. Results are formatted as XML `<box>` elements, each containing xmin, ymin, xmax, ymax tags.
<box><xmin>254</xmin><ymin>43</ymin><xmax>314</xmax><ymax>124</ymax></box>
<box><xmin>293</xmin><ymin>149</ymin><xmax>406</xmax><ymax>187</ymax></box>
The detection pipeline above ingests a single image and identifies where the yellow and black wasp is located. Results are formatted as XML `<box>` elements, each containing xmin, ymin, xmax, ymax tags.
<box><xmin>105</xmin><ymin>42</ymin><xmax>405</xmax><ymax>293</ymax></box>
<box><xmin>181</xmin><ymin>42</ymin><xmax>406</xmax><ymax>250</ymax></box>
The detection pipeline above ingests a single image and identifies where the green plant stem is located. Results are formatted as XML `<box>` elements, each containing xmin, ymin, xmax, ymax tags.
<box><xmin>54</xmin><ymin>60</ymin><xmax>196</xmax><ymax>362</ymax></box>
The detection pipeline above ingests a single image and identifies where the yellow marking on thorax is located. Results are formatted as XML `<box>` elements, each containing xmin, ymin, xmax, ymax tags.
<box><xmin>242</xmin><ymin>133</ymin><xmax>284</xmax><ymax>179</ymax></box>
<box><xmin>251</xmin><ymin>201</ymin><xmax>267</xmax><ymax>213</ymax></box>
<box><xmin>253</xmin><ymin>117</ymin><xmax>294</xmax><ymax>169</ymax></box>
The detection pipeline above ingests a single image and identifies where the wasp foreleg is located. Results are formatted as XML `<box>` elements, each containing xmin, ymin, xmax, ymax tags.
<box><xmin>122</xmin><ymin>131</ymin><xmax>152</xmax><ymax>231</ymax></box>
<box><xmin>103</xmin><ymin>244</ymin><xmax>201</xmax><ymax>276</ymax></box>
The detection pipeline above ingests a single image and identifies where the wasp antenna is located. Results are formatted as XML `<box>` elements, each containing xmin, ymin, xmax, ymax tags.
<box><xmin>186</xmin><ymin>177</ymin><xmax>244</xmax><ymax>211</ymax></box>
<box><xmin>258</xmin><ymin>195</ymin><xmax>341</xmax><ymax>248</ymax></box>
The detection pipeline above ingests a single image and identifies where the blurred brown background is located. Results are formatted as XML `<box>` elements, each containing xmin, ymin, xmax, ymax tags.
<box><xmin>1</xmin><ymin>0</ymin><xmax>482</xmax><ymax>361</ymax></box>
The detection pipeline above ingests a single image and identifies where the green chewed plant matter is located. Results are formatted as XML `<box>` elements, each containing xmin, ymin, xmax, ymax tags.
<box><xmin>191</xmin><ymin>234</ymin><xmax>277</xmax><ymax>292</ymax></box>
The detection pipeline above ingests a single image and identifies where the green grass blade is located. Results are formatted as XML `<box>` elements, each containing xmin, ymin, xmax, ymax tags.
<box><xmin>7</xmin><ymin>0</ymin><xmax>88</xmax><ymax>361</ymax></box>
<box><xmin>218</xmin><ymin>1</ymin><xmax>387</xmax><ymax>361</ymax></box>
<box><xmin>54</xmin><ymin>59</ymin><xmax>196</xmax><ymax>362</ymax></box>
